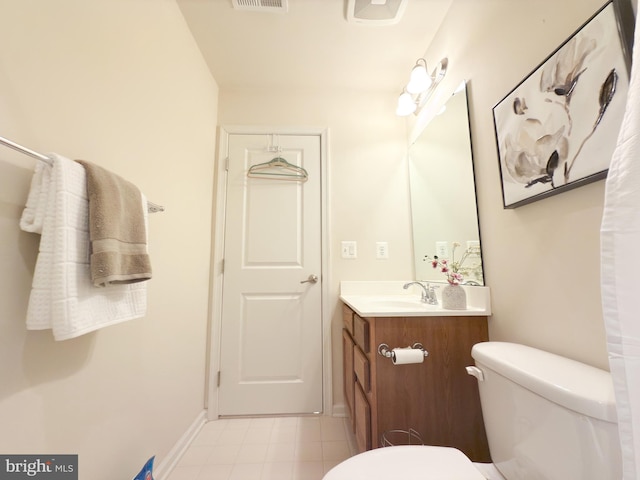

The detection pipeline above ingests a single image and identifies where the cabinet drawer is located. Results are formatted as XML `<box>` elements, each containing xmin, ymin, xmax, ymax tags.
<box><xmin>354</xmin><ymin>382</ymin><xmax>371</xmax><ymax>453</ymax></box>
<box><xmin>353</xmin><ymin>346</ymin><xmax>370</xmax><ymax>392</ymax></box>
<box><xmin>353</xmin><ymin>314</ymin><xmax>370</xmax><ymax>353</ymax></box>
<box><xmin>342</xmin><ymin>304</ymin><xmax>354</xmax><ymax>335</ymax></box>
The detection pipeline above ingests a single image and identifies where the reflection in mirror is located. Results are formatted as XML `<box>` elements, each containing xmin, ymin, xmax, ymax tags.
<box><xmin>408</xmin><ymin>81</ymin><xmax>484</xmax><ymax>285</ymax></box>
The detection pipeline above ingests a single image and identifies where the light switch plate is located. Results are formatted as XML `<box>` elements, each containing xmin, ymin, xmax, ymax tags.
<box><xmin>467</xmin><ymin>240</ymin><xmax>480</xmax><ymax>250</ymax></box>
<box><xmin>376</xmin><ymin>242</ymin><xmax>389</xmax><ymax>259</ymax></box>
<box><xmin>341</xmin><ymin>241</ymin><xmax>357</xmax><ymax>259</ymax></box>
<box><xmin>436</xmin><ymin>241</ymin><xmax>449</xmax><ymax>258</ymax></box>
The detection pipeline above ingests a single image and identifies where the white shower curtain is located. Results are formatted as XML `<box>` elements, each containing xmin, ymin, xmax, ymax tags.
<box><xmin>601</xmin><ymin>7</ymin><xmax>640</xmax><ymax>480</ymax></box>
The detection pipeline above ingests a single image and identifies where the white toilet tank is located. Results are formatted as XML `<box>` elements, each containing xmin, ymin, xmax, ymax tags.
<box><xmin>472</xmin><ymin>342</ymin><xmax>621</xmax><ymax>480</ymax></box>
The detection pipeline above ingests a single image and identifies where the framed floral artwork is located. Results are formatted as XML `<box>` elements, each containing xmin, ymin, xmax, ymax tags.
<box><xmin>492</xmin><ymin>0</ymin><xmax>634</xmax><ymax>208</ymax></box>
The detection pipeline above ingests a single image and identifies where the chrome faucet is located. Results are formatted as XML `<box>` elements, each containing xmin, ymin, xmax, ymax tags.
<box><xmin>403</xmin><ymin>281</ymin><xmax>438</xmax><ymax>305</ymax></box>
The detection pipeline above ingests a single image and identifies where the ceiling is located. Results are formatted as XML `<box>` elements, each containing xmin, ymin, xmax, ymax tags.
<box><xmin>176</xmin><ymin>0</ymin><xmax>453</xmax><ymax>92</ymax></box>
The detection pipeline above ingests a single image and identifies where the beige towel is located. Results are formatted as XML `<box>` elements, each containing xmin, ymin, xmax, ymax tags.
<box><xmin>76</xmin><ymin>160</ymin><xmax>152</xmax><ymax>287</ymax></box>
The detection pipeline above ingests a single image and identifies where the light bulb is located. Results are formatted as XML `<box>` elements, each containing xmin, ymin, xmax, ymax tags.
<box><xmin>406</xmin><ymin>63</ymin><xmax>432</xmax><ymax>95</ymax></box>
<box><xmin>396</xmin><ymin>92</ymin><xmax>416</xmax><ymax>116</ymax></box>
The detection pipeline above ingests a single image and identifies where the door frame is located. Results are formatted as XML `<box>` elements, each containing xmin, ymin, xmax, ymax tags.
<box><xmin>206</xmin><ymin>125</ymin><xmax>331</xmax><ymax>420</ymax></box>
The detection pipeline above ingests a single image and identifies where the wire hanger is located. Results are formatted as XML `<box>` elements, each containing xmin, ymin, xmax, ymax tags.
<box><xmin>247</xmin><ymin>156</ymin><xmax>309</xmax><ymax>182</ymax></box>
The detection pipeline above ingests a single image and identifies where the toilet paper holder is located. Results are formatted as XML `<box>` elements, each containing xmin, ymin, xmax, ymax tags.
<box><xmin>378</xmin><ymin>343</ymin><xmax>429</xmax><ymax>359</ymax></box>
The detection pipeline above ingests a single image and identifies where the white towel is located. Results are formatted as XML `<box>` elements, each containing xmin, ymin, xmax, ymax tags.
<box><xmin>20</xmin><ymin>154</ymin><xmax>147</xmax><ymax>340</ymax></box>
<box><xmin>20</xmin><ymin>160</ymin><xmax>52</xmax><ymax>234</ymax></box>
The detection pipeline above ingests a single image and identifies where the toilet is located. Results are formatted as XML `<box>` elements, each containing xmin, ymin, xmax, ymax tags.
<box><xmin>324</xmin><ymin>341</ymin><xmax>621</xmax><ymax>480</ymax></box>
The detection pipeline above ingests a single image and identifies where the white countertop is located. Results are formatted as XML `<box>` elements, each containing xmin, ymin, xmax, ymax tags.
<box><xmin>340</xmin><ymin>281</ymin><xmax>491</xmax><ymax>317</ymax></box>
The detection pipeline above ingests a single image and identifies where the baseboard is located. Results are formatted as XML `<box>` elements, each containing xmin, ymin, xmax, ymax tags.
<box><xmin>332</xmin><ymin>402</ymin><xmax>347</xmax><ymax>417</ymax></box>
<box><xmin>154</xmin><ymin>409</ymin><xmax>207</xmax><ymax>480</ymax></box>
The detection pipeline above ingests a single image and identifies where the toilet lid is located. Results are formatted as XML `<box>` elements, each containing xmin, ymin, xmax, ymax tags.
<box><xmin>323</xmin><ymin>446</ymin><xmax>487</xmax><ymax>480</ymax></box>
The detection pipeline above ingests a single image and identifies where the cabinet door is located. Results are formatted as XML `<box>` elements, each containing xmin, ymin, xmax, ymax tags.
<box><xmin>354</xmin><ymin>382</ymin><xmax>371</xmax><ymax>453</ymax></box>
<box><xmin>353</xmin><ymin>346</ymin><xmax>370</xmax><ymax>392</ymax></box>
<box><xmin>342</xmin><ymin>329</ymin><xmax>355</xmax><ymax>430</ymax></box>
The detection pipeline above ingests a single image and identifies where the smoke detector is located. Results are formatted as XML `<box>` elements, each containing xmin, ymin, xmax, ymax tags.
<box><xmin>232</xmin><ymin>0</ymin><xmax>288</xmax><ymax>13</ymax></box>
<box><xmin>346</xmin><ymin>0</ymin><xmax>409</xmax><ymax>25</ymax></box>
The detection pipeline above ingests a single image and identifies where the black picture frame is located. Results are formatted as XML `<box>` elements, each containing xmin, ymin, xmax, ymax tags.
<box><xmin>492</xmin><ymin>0</ymin><xmax>635</xmax><ymax>208</ymax></box>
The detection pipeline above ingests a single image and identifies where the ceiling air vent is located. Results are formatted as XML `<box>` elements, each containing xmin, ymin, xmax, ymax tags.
<box><xmin>232</xmin><ymin>0</ymin><xmax>288</xmax><ymax>13</ymax></box>
<box><xmin>346</xmin><ymin>0</ymin><xmax>408</xmax><ymax>25</ymax></box>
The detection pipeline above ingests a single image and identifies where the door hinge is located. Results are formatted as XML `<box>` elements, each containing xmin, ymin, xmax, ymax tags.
<box><xmin>221</xmin><ymin>258</ymin><xmax>224</xmax><ymax>274</ymax></box>
<box><xmin>225</xmin><ymin>156</ymin><xmax>229</xmax><ymax>171</ymax></box>
<box><xmin>217</xmin><ymin>371</ymin><xmax>221</xmax><ymax>387</ymax></box>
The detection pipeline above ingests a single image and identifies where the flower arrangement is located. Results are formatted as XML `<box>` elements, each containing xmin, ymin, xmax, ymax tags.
<box><xmin>424</xmin><ymin>242</ymin><xmax>476</xmax><ymax>285</ymax></box>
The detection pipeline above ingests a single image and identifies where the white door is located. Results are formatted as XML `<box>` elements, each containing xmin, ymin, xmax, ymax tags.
<box><xmin>218</xmin><ymin>133</ymin><xmax>323</xmax><ymax>416</ymax></box>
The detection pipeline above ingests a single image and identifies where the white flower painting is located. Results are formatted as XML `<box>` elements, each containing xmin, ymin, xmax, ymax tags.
<box><xmin>493</xmin><ymin>1</ymin><xmax>632</xmax><ymax>208</ymax></box>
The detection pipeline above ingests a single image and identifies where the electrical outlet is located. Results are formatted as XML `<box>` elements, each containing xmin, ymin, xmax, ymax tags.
<box><xmin>341</xmin><ymin>241</ymin><xmax>357</xmax><ymax>259</ymax></box>
<box><xmin>376</xmin><ymin>242</ymin><xmax>389</xmax><ymax>259</ymax></box>
<box><xmin>435</xmin><ymin>241</ymin><xmax>449</xmax><ymax>258</ymax></box>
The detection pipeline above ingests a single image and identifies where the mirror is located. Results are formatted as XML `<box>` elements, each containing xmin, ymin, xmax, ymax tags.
<box><xmin>408</xmin><ymin>81</ymin><xmax>484</xmax><ymax>285</ymax></box>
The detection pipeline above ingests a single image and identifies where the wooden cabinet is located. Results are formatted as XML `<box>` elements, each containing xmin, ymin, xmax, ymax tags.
<box><xmin>341</xmin><ymin>303</ymin><xmax>491</xmax><ymax>462</ymax></box>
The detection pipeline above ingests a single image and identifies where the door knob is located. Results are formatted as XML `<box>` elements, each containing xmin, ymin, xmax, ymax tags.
<box><xmin>300</xmin><ymin>274</ymin><xmax>319</xmax><ymax>284</ymax></box>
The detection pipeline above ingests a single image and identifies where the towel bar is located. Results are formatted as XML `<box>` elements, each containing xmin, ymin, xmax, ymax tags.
<box><xmin>0</xmin><ymin>134</ymin><xmax>165</xmax><ymax>213</ymax></box>
<box><xmin>377</xmin><ymin>343</ymin><xmax>429</xmax><ymax>358</ymax></box>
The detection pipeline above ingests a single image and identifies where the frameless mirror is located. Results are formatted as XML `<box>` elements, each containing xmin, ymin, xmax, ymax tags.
<box><xmin>408</xmin><ymin>81</ymin><xmax>484</xmax><ymax>285</ymax></box>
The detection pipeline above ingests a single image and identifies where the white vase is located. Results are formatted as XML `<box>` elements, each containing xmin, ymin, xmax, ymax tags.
<box><xmin>442</xmin><ymin>284</ymin><xmax>467</xmax><ymax>310</ymax></box>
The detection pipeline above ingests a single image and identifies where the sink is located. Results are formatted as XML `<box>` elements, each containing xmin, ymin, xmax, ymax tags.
<box><xmin>357</xmin><ymin>297</ymin><xmax>439</xmax><ymax>312</ymax></box>
<box><xmin>339</xmin><ymin>294</ymin><xmax>445</xmax><ymax>317</ymax></box>
<box><xmin>339</xmin><ymin>282</ymin><xmax>491</xmax><ymax>317</ymax></box>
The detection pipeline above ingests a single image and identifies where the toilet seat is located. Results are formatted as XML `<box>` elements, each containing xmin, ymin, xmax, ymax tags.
<box><xmin>323</xmin><ymin>445</ymin><xmax>487</xmax><ymax>479</ymax></box>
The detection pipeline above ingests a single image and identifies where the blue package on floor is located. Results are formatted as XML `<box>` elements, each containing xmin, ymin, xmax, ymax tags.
<box><xmin>133</xmin><ymin>456</ymin><xmax>155</xmax><ymax>480</ymax></box>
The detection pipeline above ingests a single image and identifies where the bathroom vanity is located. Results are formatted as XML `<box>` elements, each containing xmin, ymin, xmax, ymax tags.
<box><xmin>340</xmin><ymin>282</ymin><xmax>492</xmax><ymax>462</ymax></box>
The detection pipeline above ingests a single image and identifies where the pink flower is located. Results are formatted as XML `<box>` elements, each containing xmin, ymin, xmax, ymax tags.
<box><xmin>423</xmin><ymin>243</ymin><xmax>472</xmax><ymax>285</ymax></box>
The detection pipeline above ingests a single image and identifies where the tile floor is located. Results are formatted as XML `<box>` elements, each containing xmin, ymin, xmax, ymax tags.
<box><xmin>166</xmin><ymin>416</ymin><xmax>357</xmax><ymax>480</ymax></box>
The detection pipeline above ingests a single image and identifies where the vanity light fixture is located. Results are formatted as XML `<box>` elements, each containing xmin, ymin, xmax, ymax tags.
<box><xmin>396</xmin><ymin>57</ymin><xmax>448</xmax><ymax>116</ymax></box>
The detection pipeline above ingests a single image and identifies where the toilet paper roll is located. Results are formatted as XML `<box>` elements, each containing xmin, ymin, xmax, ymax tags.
<box><xmin>391</xmin><ymin>347</ymin><xmax>424</xmax><ymax>365</ymax></box>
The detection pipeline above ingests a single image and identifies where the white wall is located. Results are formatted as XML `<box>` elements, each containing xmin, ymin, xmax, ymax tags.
<box><xmin>0</xmin><ymin>1</ymin><xmax>218</xmax><ymax>478</ymax></box>
<box><xmin>416</xmin><ymin>0</ymin><xmax>626</xmax><ymax>370</ymax></box>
